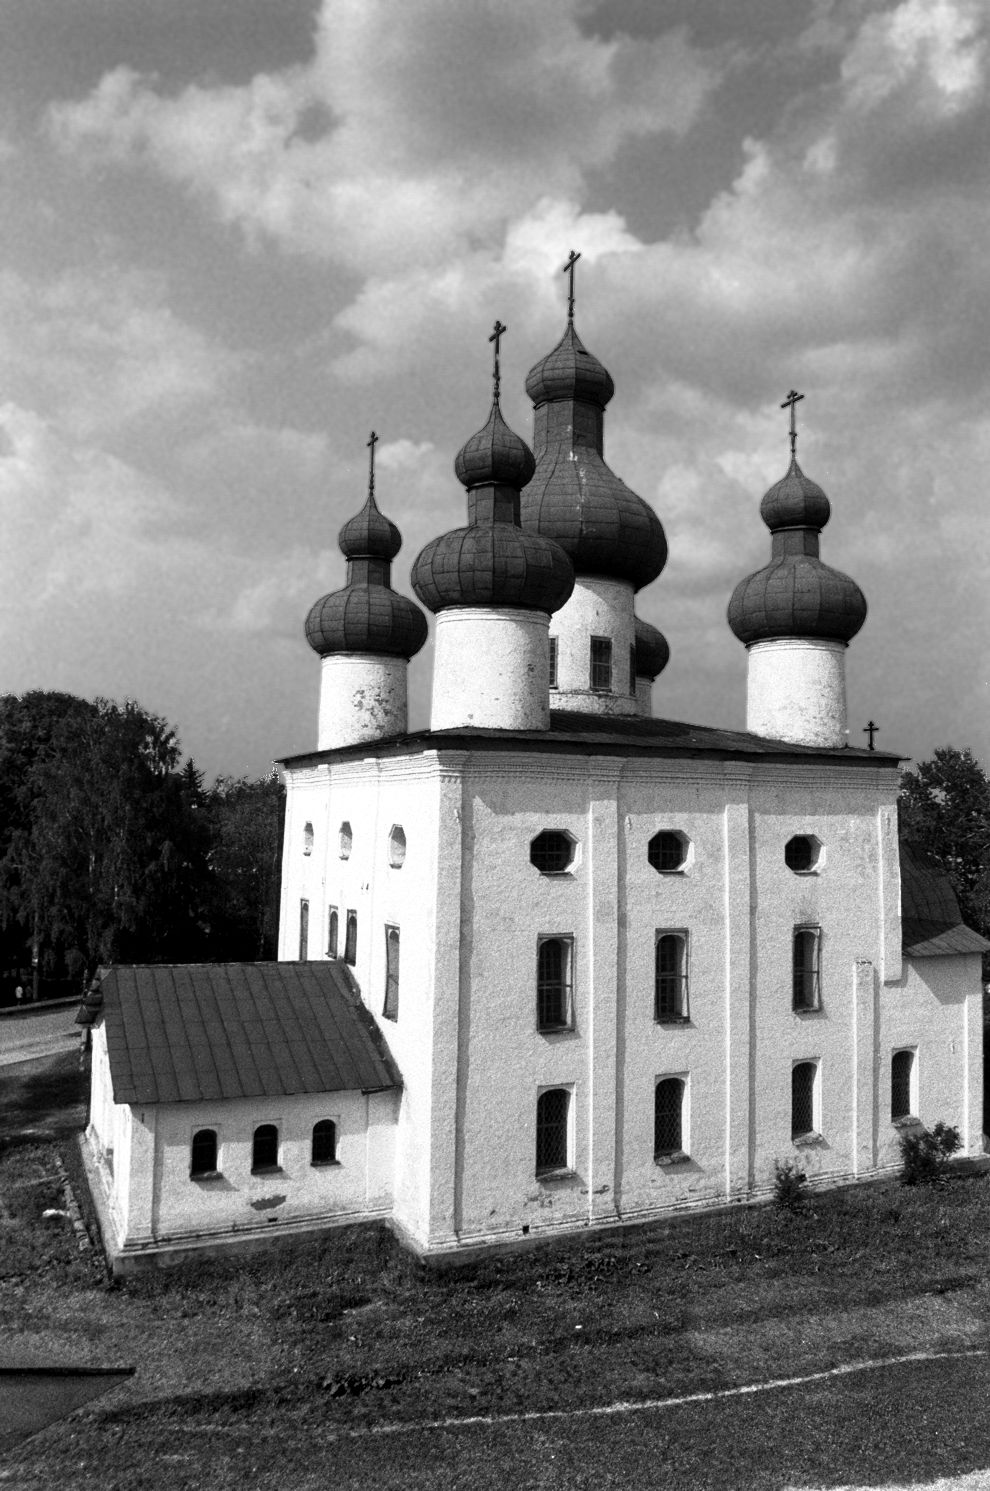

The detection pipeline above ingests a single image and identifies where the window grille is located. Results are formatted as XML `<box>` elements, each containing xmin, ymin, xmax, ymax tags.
<box><xmin>590</xmin><ymin>637</ymin><xmax>612</xmax><ymax>691</ymax></box>
<box><xmin>891</xmin><ymin>1050</ymin><xmax>914</xmax><ymax>1121</ymax></box>
<box><xmin>537</xmin><ymin>936</ymin><xmax>573</xmax><ymax>1030</ymax></box>
<box><xmin>190</xmin><ymin>1129</ymin><xmax>217</xmax><ymax>1177</ymax></box>
<box><xmin>311</xmin><ymin>1120</ymin><xmax>337</xmax><ymax>1165</ymax></box>
<box><xmin>299</xmin><ymin>899</ymin><xmax>309</xmax><ymax>962</ymax></box>
<box><xmin>252</xmin><ymin>1124</ymin><xmax>279</xmax><ymax>1172</ymax></box>
<box><xmin>655</xmin><ymin>933</ymin><xmax>688</xmax><ymax>1021</ymax></box>
<box><xmin>792</xmin><ymin>927</ymin><xmax>821</xmax><ymax>1010</ymax></box>
<box><xmin>536</xmin><ymin>1088</ymin><xmax>570</xmax><ymax>1175</ymax></box>
<box><xmin>327</xmin><ymin>906</ymin><xmax>339</xmax><ymax>958</ymax></box>
<box><xmin>383</xmin><ymin>926</ymin><xmax>400</xmax><ymax>1020</ymax></box>
<box><xmin>654</xmin><ymin>1079</ymin><xmax>684</xmax><ymax>1157</ymax></box>
<box><xmin>792</xmin><ymin>1063</ymin><xmax>816</xmax><ymax>1138</ymax></box>
<box><xmin>648</xmin><ymin>832</ymin><xmax>687</xmax><ymax>873</ymax></box>
<box><xmin>549</xmin><ymin>636</ymin><xmax>558</xmax><ymax>689</ymax></box>
<box><xmin>530</xmin><ymin>831</ymin><xmax>574</xmax><ymax>874</ymax></box>
<box><xmin>344</xmin><ymin>910</ymin><xmax>357</xmax><ymax>966</ymax></box>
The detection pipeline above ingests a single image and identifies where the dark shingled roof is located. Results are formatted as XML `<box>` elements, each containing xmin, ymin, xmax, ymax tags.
<box><xmin>79</xmin><ymin>963</ymin><xmax>401</xmax><ymax>1106</ymax></box>
<box><xmin>899</xmin><ymin>841</ymin><xmax>990</xmax><ymax>958</ymax></box>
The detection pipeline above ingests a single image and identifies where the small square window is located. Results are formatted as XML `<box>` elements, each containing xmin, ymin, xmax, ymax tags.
<box><xmin>590</xmin><ymin>637</ymin><xmax>612</xmax><ymax>692</ymax></box>
<box><xmin>537</xmin><ymin>935</ymin><xmax>574</xmax><ymax>1031</ymax></box>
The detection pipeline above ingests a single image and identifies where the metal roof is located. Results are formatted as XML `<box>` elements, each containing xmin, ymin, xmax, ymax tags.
<box><xmin>899</xmin><ymin>841</ymin><xmax>990</xmax><ymax>958</ymax></box>
<box><xmin>84</xmin><ymin>963</ymin><xmax>401</xmax><ymax>1106</ymax></box>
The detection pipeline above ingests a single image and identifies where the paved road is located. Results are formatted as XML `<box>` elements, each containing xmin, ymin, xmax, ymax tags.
<box><xmin>0</xmin><ymin>1005</ymin><xmax>81</xmax><ymax>1068</ymax></box>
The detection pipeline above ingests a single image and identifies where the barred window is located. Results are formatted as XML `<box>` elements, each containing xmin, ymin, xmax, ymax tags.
<box><xmin>536</xmin><ymin>1088</ymin><xmax>571</xmax><ymax>1175</ymax></box>
<box><xmin>793</xmin><ymin>927</ymin><xmax>821</xmax><ymax>1010</ymax></box>
<box><xmin>344</xmin><ymin>910</ymin><xmax>358</xmax><ymax>966</ymax></box>
<box><xmin>327</xmin><ymin>905</ymin><xmax>339</xmax><ymax>959</ymax></box>
<box><xmin>252</xmin><ymin>1124</ymin><xmax>279</xmax><ymax>1172</ymax></box>
<box><xmin>792</xmin><ymin>1062</ymin><xmax>817</xmax><ymax>1139</ymax></box>
<box><xmin>655</xmin><ymin>933</ymin><xmax>689</xmax><ymax>1021</ymax></box>
<box><xmin>190</xmin><ymin>1128</ymin><xmax>218</xmax><ymax>1178</ymax></box>
<box><xmin>530</xmin><ymin>830</ymin><xmax>575</xmax><ymax>874</ymax></box>
<box><xmin>590</xmin><ymin>636</ymin><xmax>612</xmax><ymax>692</ymax></box>
<box><xmin>891</xmin><ymin>1050</ymin><xmax>915</xmax><ymax>1121</ymax></box>
<box><xmin>654</xmin><ymin>1079</ymin><xmax>685</xmax><ymax>1158</ymax></box>
<box><xmin>648</xmin><ymin>831</ymin><xmax>688</xmax><ymax>873</ymax></box>
<box><xmin>537</xmin><ymin>936</ymin><xmax>573</xmax><ymax>1031</ymax></box>
<box><xmin>383</xmin><ymin>925</ymin><xmax>400</xmax><ymax>1021</ymax></box>
<box><xmin>311</xmin><ymin>1120</ymin><xmax>337</xmax><ymax>1166</ymax></box>
<box><xmin>549</xmin><ymin>635</ymin><xmax>558</xmax><ymax>689</ymax></box>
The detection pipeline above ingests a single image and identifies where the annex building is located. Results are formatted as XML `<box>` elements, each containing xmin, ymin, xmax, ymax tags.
<box><xmin>79</xmin><ymin>284</ymin><xmax>987</xmax><ymax>1273</ymax></box>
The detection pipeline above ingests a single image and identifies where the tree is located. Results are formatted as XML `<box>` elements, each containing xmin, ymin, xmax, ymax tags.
<box><xmin>898</xmin><ymin>747</ymin><xmax>990</xmax><ymax>946</ymax></box>
<box><xmin>206</xmin><ymin>773</ymin><xmax>284</xmax><ymax>960</ymax></box>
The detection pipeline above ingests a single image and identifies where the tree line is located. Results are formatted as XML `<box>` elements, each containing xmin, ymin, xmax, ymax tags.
<box><xmin>0</xmin><ymin>691</ymin><xmax>283</xmax><ymax>1002</ymax></box>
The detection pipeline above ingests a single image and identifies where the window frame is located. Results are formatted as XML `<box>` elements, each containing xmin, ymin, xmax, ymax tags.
<box><xmin>338</xmin><ymin>821</ymin><xmax>353</xmax><ymax>859</ymax></box>
<box><xmin>529</xmin><ymin>829</ymin><xmax>577</xmax><ymax>876</ymax></box>
<box><xmin>303</xmin><ymin>821</ymin><xmax>314</xmax><ymax>856</ymax></box>
<box><xmin>299</xmin><ymin>898</ymin><xmax>310</xmax><ymax>962</ymax></box>
<box><xmin>387</xmin><ymin>825</ymin><xmax>407</xmax><ymax>869</ymax></box>
<box><xmin>344</xmin><ymin>909</ymin><xmax>358</xmax><ymax>966</ymax></box>
<box><xmin>785</xmin><ymin>834</ymin><xmax>823</xmax><ymax>874</ymax></box>
<box><xmin>327</xmin><ymin>905</ymin><xmax>339</xmax><ymax>959</ymax></box>
<box><xmin>654</xmin><ymin>1076</ymin><xmax>688</xmax><ymax>1163</ymax></box>
<box><xmin>589</xmin><ymin>635</ymin><xmax>613</xmax><ymax>692</ymax></box>
<box><xmin>654</xmin><ymin>931</ymin><xmax>690</xmax><ymax>1023</ymax></box>
<box><xmin>548</xmin><ymin>635</ymin><xmax>558</xmax><ymax>690</ymax></box>
<box><xmin>792</xmin><ymin>925</ymin><xmax>822</xmax><ymax>1012</ymax></box>
<box><xmin>791</xmin><ymin>1060</ymin><xmax>820</xmax><ymax>1142</ymax></box>
<box><xmin>383</xmin><ymin>924</ymin><xmax>400</xmax><ymax>1021</ymax></box>
<box><xmin>311</xmin><ymin>1119</ymin><xmax>338</xmax><ymax>1167</ymax></box>
<box><xmin>647</xmin><ymin>830</ymin><xmax>690</xmax><ymax>875</ymax></box>
<box><xmin>251</xmin><ymin>1123</ymin><xmax>280</xmax><ymax>1174</ymax></box>
<box><xmin>891</xmin><ymin>1048</ymin><xmax>917</xmax><ymax>1124</ymax></box>
<box><xmin>536</xmin><ymin>934</ymin><xmax>575</xmax><ymax>1033</ymax></box>
<box><xmin>535</xmin><ymin>1086</ymin><xmax>573</xmax><ymax>1178</ymax></box>
<box><xmin>190</xmin><ymin>1127</ymin><xmax>219</xmax><ymax>1180</ymax></box>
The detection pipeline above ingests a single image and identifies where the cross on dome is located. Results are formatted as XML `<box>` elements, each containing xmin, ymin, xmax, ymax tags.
<box><xmin>562</xmin><ymin>249</ymin><xmax>581</xmax><ymax>322</ymax></box>
<box><xmin>781</xmin><ymin>389</ymin><xmax>804</xmax><ymax>458</ymax></box>
<box><xmin>367</xmin><ymin>429</ymin><xmax>378</xmax><ymax>501</ymax></box>
<box><xmin>488</xmin><ymin>320</ymin><xmax>506</xmax><ymax>402</ymax></box>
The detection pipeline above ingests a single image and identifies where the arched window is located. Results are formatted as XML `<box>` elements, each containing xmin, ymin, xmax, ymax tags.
<box><xmin>654</xmin><ymin>1079</ymin><xmax>685</xmax><ymax>1159</ymax></box>
<box><xmin>190</xmin><ymin>1128</ymin><xmax>218</xmax><ymax>1178</ymax></box>
<box><xmin>252</xmin><ymin>1124</ymin><xmax>279</xmax><ymax>1172</ymax></box>
<box><xmin>655</xmin><ymin>933</ymin><xmax>688</xmax><ymax>1021</ymax></box>
<box><xmin>891</xmin><ymin>1050</ymin><xmax>915</xmax><ymax>1121</ymax></box>
<box><xmin>792</xmin><ymin>927</ymin><xmax>821</xmax><ymax>1010</ymax></box>
<box><xmin>536</xmin><ymin>1088</ymin><xmax>570</xmax><ymax>1176</ymax></box>
<box><xmin>327</xmin><ymin>905</ymin><xmax>339</xmax><ymax>958</ymax></box>
<box><xmin>344</xmin><ymin>910</ymin><xmax>358</xmax><ymax>966</ymax></box>
<box><xmin>311</xmin><ymin>1120</ymin><xmax>337</xmax><ymax>1166</ymax></box>
<box><xmin>792</xmin><ymin>1063</ymin><xmax>817</xmax><ymax>1139</ymax></box>
<box><xmin>537</xmin><ymin>936</ymin><xmax>573</xmax><ymax>1030</ymax></box>
<box><xmin>383</xmin><ymin>926</ymin><xmax>400</xmax><ymax>1020</ymax></box>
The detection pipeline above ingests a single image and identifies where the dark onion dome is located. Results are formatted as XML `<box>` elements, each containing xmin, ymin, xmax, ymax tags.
<box><xmin>412</xmin><ymin>400</ymin><xmax>574</xmax><ymax>616</ymax></box>
<box><xmin>525</xmin><ymin>319</ymin><xmax>615</xmax><ymax>408</ymax></box>
<box><xmin>727</xmin><ymin>458</ymin><xmax>866</xmax><ymax>646</ymax></box>
<box><xmin>520</xmin><ymin>320</ymin><xmax>667</xmax><ymax>592</ymax></box>
<box><xmin>454</xmin><ymin>399</ymin><xmax>536</xmax><ymax>489</ymax></box>
<box><xmin>338</xmin><ymin>491</ymin><xmax>401</xmax><ymax>561</ymax></box>
<box><xmin>634</xmin><ymin>617</ymin><xmax>670</xmax><ymax>679</ymax></box>
<box><xmin>306</xmin><ymin>488</ymin><xmax>428</xmax><ymax>660</ymax></box>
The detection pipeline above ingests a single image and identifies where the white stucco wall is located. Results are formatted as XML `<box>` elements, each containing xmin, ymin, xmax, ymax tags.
<box><xmin>747</xmin><ymin>638</ymin><xmax>849</xmax><ymax>747</ymax></box>
<box><xmin>318</xmin><ymin>654</ymin><xmax>408</xmax><ymax>750</ymax></box>
<box><xmin>431</xmin><ymin>608</ymin><xmax>551</xmax><ymax>730</ymax></box>
<box><xmin>550</xmin><ymin>577</ymin><xmax>637</xmax><ymax>715</ymax></box>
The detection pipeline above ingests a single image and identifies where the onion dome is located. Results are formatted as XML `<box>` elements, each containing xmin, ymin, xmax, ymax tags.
<box><xmin>520</xmin><ymin>319</ymin><xmax>666</xmax><ymax>592</ymax></box>
<box><xmin>634</xmin><ymin>617</ymin><xmax>670</xmax><ymax>680</ymax></box>
<box><xmin>728</xmin><ymin>456</ymin><xmax>867</xmax><ymax>646</ymax></box>
<box><xmin>412</xmin><ymin>325</ymin><xmax>574</xmax><ymax>616</ymax></box>
<box><xmin>306</xmin><ymin>441</ymin><xmax>428</xmax><ymax>660</ymax></box>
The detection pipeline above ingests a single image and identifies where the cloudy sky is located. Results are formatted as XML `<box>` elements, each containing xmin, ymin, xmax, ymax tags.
<box><xmin>1</xmin><ymin>0</ymin><xmax>987</xmax><ymax>780</ymax></box>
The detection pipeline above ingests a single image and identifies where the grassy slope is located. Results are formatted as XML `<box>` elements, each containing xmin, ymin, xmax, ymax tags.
<box><xmin>2</xmin><ymin>1106</ymin><xmax>989</xmax><ymax>1490</ymax></box>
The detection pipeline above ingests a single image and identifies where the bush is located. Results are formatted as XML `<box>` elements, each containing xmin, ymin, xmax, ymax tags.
<box><xmin>773</xmin><ymin>1159</ymin><xmax>808</xmax><ymax>1211</ymax></box>
<box><xmin>899</xmin><ymin>1121</ymin><xmax>961</xmax><ymax>1186</ymax></box>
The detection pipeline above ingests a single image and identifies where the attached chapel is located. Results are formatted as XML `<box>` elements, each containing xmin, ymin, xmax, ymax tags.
<box><xmin>79</xmin><ymin>271</ymin><xmax>987</xmax><ymax>1273</ymax></box>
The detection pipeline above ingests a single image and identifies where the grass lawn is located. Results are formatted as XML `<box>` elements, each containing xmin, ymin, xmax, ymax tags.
<box><xmin>2</xmin><ymin>1065</ymin><xmax>989</xmax><ymax>1488</ymax></box>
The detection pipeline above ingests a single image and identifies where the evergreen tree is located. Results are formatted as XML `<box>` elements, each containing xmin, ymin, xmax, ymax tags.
<box><xmin>899</xmin><ymin>747</ymin><xmax>990</xmax><ymax>947</ymax></box>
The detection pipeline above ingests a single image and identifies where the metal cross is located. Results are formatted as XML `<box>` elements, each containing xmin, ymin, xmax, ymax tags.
<box><xmin>863</xmin><ymin>719</ymin><xmax>879</xmax><ymax>751</ymax></box>
<box><xmin>781</xmin><ymin>389</ymin><xmax>804</xmax><ymax>458</ymax></box>
<box><xmin>367</xmin><ymin>430</ymin><xmax>378</xmax><ymax>500</ymax></box>
<box><xmin>562</xmin><ymin>249</ymin><xmax>581</xmax><ymax>321</ymax></box>
<box><xmin>489</xmin><ymin>320</ymin><xmax>507</xmax><ymax>402</ymax></box>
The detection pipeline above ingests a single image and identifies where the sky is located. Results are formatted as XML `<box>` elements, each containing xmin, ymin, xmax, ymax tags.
<box><xmin>0</xmin><ymin>0</ymin><xmax>987</xmax><ymax>781</ymax></box>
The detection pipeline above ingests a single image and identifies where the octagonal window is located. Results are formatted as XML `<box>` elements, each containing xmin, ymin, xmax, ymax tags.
<box><xmin>648</xmin><ymin>830</ymin><xmax>689</xmax><ymax>874</ymax></box>
<box><xmin>530</xmin><ymin>830</ymin><xmax>577</xmax><ymax>875</ymax></box>
<box><xmin>388</xmin><ymin>825</ymin><xmax>406</xmax><ymax>869</ymax></box>
<box><xmin>785</xmin><ymin>834</ymin><xmax>823</xmax><ymax>874</ymax></box>
<box><xmin>338</xmin><ymin>821</ymin><xmax>353</xmax><ymax>860</ymax></box>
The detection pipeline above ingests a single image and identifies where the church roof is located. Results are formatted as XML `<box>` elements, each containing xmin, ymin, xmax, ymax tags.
<box><xmin>78</xmin><ymin>962</ymin><xmax>401</xmax><ymax>1105</ymax></box>
<box><xmin>899</xmin><ymin>841</ymin><xmax>990</xmax><ymax>958</ymax></box>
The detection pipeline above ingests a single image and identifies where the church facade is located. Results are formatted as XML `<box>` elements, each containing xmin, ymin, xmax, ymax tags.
<box><xmin>80</xmin><ymin>286</ymin><xmax>986</xmax><ymax>1272</ymax></box>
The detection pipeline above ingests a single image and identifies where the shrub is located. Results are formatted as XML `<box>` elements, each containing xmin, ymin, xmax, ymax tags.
<box><xmin>899</xmin><ymin>1121</ymin><xmax>961</xmax><ymax>1186</ymax></box>
<box><xmin>773</xmin><ymin>1159</ymin><xmax>808</xmax><ymax>1211</ymax></box>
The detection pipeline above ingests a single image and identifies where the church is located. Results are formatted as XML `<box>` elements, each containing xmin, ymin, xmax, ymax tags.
<box><xmin>78</xmin><ymin>268</ymin><xmax>987</xmax><ymax>1273</ymax></box>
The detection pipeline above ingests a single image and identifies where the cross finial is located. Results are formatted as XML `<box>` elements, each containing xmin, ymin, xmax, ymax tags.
<box><xmin>489</xmin><ymin>320</ymin><xmax>507</xmax><ymax>402</ymax></box>
<box><xmin>863</xmin><ymin>719</ymin><xmax>879</xmax><ymax>751</ymax></box>
<box><xmin>781</xmin><ymin>389</ymin><xmax>804</xmax><ymax>459</ymax></box>
<box><xmin>562</xmin><ymin>249</ymin><xmax>581</xmax><ymax>322</ymax></box>
<box><xmin>367</xmin><ymin>430</ymin><xmax>378</xmax><ymax>502</ymax></box>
